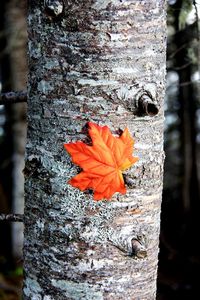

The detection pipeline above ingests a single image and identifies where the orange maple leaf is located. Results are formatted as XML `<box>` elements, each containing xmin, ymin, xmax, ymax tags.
<box><xmin>64</xmin><ymin>122</ymin><xmax>138</xmax><ymax>201</ymax></box>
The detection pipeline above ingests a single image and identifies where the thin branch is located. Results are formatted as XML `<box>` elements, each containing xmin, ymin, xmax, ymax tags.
<box><xmin>0</xmin><ymin>213</ymin><xmax>24</xmax><ymax>222</ymax></box>
<box><xmin>0</xmin><ymin>91</ymin><xmax>27</xmax><ymax>105</ymax></box>
<box><xmin>193</xmin><ymin>1</ymin><xmax>199</xmax><ymax>39</ymax></box>
<box><xmin>168</xmin><ymin>43</ymin><xmax>187</xmax><ymax>59</ymax></box>
<box><xmin>166</xmin><ymin>79</ymin><xmax>200</xmax><ymax>90</ymax></box>
<box><xmin>179</xmin><ymin>80</ymin><xmax>200</xmax><ymax>87</ymax></box>
<box><xmin>193</xmin><ymin>0</ymin><xmax>200</xmax><ymax>95</ymax></box>
<box><xmin>168</xmin><ymin>61</ymin><xmax>193</xmax><ymax>71</ymax></box>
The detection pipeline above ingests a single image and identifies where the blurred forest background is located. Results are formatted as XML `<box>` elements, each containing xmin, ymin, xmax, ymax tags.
<box><xmin>0</xmin><ymin>0</ymin><xmax>199</xmax><ymax>299</ymax></box>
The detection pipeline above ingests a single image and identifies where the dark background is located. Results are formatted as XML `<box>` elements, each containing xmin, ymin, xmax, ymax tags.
<box><xmin>0</xmin><ymin>0</ymin><xmax>200</xmax><ymax>299</ymax></box>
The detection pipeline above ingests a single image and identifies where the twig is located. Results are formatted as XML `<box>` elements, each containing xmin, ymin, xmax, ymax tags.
<box><xmin>193</xmin><ymin>1</ymin><xmax>199</xmax><ymax>39</ymax></box>
<box><xmin>193</xmin><ymin>1</ymin><xmax>200</xmax><ymax>95</ymax></box>
<box><xmin>179</xmin><ymin>80</ymin><xmax>200</xmax><ymax>87</ymax></box>
<box><xmin>0</xmin><ymin>213</ymin><xmax>24</xmax><ymax>222</ymax></box>
<box><xmin>167</xmin><ymin>61</ymin><xmax>192</xmax><ymax>71</ymax></box>
<box><xmin>166</xmin><ymin>80</ymin><xmax>200</xmax><ymax>90</ymax></box>
<box><xmin>0</xmin><ymin>91</ymin><xmax>27</xmax><ymax>105</ymax></box>
<box><xmin>168</xmin><ymin>43</ymin><xmax>187</xmax><ymax>59</ymax></box>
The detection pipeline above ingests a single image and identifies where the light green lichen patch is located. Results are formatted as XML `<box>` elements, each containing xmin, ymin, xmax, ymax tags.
<box><xmin>37</xmin><ymin>80</ymin><xmax>54</xmax><ymax>94</ymax></box>
<box><xmin>23</xmin><ymin>277</ymin><xmax>43</xmax><ymax>298</ymax></box>
<box><xmin>51</xmin><ymin>279</ymin><xmax>103</xmax><ymax>300</ymax></box>
<box><xmin>45</xmin><ymin>59</ymin><xmax>60</xmax><ymax>70</ymax></box>
<box><xmin>92</xmin><ymin>0</ymin><xmax>114</xmax><ymax>10</ymax></box>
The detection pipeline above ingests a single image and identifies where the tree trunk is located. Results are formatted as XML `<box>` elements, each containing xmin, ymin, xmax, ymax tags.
<box><xmin>23</xmin><ymin>1</ymin><xmax>166</xmax><ymax>299</ymax></box>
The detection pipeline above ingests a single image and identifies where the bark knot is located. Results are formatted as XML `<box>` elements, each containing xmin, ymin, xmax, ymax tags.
<box><xmin>45</xmin><ymin>0</ymin><xmax>64</xmax><ymax>16</ymax></box>
<box><xmin>136</xmin><ymin>90</ymin><xmax>159</xmax><ymax>117</ymax></box>
<box><xmin>109</xmin><ymin>232</ymin><xmax>147</xmax><ymax>259</ymax></box>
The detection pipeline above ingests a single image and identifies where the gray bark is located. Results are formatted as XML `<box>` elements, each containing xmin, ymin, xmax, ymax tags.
<box><xmin>24</xmin><ymin>1</ymin><xmax>166</xmax><ymax>299</ymax></box>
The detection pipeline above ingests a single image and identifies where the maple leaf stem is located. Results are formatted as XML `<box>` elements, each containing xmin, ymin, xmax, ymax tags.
<box><xmin>123</xmin><ymin>174</ymin><xmax>136</xmax><ymax>188</ymax></box>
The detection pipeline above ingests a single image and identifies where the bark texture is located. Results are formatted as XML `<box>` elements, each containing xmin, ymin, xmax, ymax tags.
<box><xmin>24</xmin><ymin>1</ymin><xmax>166</xmax><ymax>299</ymax></box>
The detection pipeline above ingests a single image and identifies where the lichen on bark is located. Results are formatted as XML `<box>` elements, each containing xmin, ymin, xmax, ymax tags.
<box><xmin>24</xmin><ymin>0</ymin><xmax>166</xmax><ymax>299</ymax></box>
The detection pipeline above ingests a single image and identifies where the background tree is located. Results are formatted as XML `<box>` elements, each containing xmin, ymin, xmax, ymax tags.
<box><xmin>158</xmin><ymin>1</ymin><xmax>200</xmax><ymax>299</ymax></box>
<box><xmin>0</xmin><ymin>0</ymin><xmax>27</xmax><ymax>274</ymax></box>
<box><xmin>6</xmin><ymin>0</ymin><xmax>27</xmax><ymax>261</ymax></box>
<box><xmin>23</xmin><ymin>0</ymin><xmax>166</xmax><ymax>299</ymax></box>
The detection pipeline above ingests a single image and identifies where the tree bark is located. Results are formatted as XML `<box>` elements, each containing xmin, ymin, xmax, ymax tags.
<box><xmin>24</xmin><ymin>1</ymin><xmax>166</xmax><ymax>299</ymax></box>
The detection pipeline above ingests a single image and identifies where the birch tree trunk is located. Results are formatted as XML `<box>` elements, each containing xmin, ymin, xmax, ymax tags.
<box><xmin>24</xmin><ymin>1</ymin><xmax>166</xmax><ymax>299</ymax></box>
